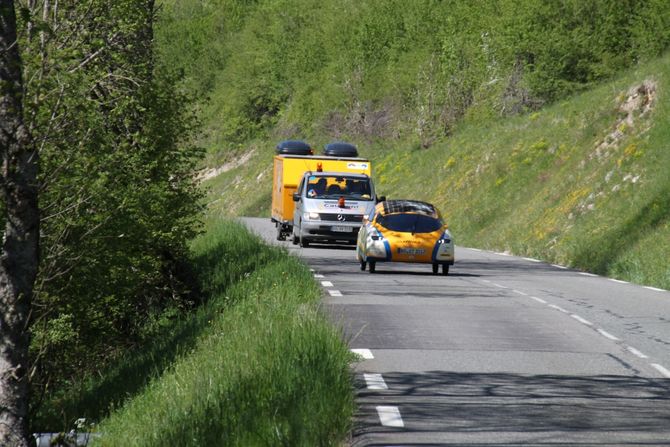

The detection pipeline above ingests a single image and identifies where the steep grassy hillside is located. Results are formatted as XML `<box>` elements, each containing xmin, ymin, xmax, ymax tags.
<box><xmin>205</xmin><ymin>55</ymin><xmax>670</xmax><ymax>290</ymax></box>
<box><xmin>157</xmin><ymin>0</ymin><xmax>670</xmax><ymax>289</ymax></box>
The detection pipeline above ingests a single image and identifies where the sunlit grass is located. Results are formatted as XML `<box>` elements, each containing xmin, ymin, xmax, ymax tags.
<box><xmin>42</xmin><ymin>220</ymin><xmax>355</xmax><ymax>446</ymax></box>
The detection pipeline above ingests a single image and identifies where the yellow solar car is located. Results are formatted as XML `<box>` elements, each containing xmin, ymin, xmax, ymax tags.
<box><xmin>356</xmin><ymin>200</ymin><xmax>454</xmax><ymax>274</ymax></box>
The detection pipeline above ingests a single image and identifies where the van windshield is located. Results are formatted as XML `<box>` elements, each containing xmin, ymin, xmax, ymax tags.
<box><xmin>305</xmin><ymin>176</ymin><xmax>373</xmax><ymax>200</ymax></box>
<box><xmin>376</xmin><ymin>213</ymin><xmax>443</xmax><ymax>233</ymax></box>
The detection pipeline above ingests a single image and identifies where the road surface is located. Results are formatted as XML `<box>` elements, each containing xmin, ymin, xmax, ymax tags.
<box><xmin>243</xmin><ymin>217</ymin><xmax>670</xmax><ymax>446</ymax></box>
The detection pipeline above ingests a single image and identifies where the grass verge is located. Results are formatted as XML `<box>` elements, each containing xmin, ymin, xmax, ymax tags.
<box><xmin>35</xmin><ymin>220</ymin><xmax>355</xmax><ymax>445</ymax></box>
<box><xmin>93</xmin><ymin>219</ymin><xmax>354</xmax><ymax>446</ymax></box>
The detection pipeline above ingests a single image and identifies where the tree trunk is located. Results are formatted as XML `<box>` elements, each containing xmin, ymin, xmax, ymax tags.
<box><xmin>0</xmin><ymin>2</ymin><xmax>39</xmax><ymax>446</ymax></box>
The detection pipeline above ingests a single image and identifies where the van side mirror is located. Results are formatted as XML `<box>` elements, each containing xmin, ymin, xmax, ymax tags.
<box><xmin>293</xmin><ymin>193</ymin><xmax>300</xmax><ymax>202</ymax></box>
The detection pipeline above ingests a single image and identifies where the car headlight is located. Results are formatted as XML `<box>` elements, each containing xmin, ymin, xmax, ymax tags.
<box><xmin>438</xmin><ymin>230</ymin><xmax>452</xmax><ymax>244</ymax></box>
<box><xmin>303</xmin><ymin>212</ymin><xmax>320</xmax><ymax>221</ymax></box>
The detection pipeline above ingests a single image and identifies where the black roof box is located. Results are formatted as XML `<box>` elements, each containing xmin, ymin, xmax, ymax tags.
<box><xmin>324</xmin><ymin>141</ymin><xmax>358</xmax><ymax>157</ymax></box>
<box><xmin>276</xmin><ymin>140</ymin><xmax>313</xmax><ymax>155</ymax></box>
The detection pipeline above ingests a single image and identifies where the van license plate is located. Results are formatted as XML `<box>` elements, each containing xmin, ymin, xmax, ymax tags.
<box><xmin>331</xmin><ymin>226</ymin><xmax>351</xmax><ymax>232</ymax></box>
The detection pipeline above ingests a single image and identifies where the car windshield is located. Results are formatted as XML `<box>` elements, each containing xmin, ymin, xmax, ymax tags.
<box><xmin>305</xmin><ymin>176</ymin><xmax>373</xmax><ymax>200</ymax></box>
<box><xmin>376</xmin><ymin>213</ymin><xmax>443</xmax><ymax>233</ymax></box>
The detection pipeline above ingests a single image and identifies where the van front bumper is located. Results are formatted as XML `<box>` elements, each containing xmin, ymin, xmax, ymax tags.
<box><xmin>301</xmin><ymin>221</ymin><xmax>361</xmax><ymax>242</ymax></box>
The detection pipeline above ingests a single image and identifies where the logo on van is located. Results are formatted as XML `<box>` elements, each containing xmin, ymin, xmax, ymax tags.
<box><xmin>346</xmin><ymin>162</ymin><xmax>368</xmax><ymax>170</ymax></box>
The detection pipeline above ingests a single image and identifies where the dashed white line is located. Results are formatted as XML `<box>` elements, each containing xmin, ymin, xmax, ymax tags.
<box><xmin>364</xmin><ymin>373</ymin><xmax>388</xmax><ymax>390</ymax></box>
<box><xmin>481</xmin><ymin>279</ymin><xmax>491</xmax><ymax>283</ymax></box>
<box><xmin>548</xmin><ymin>304</ymin><xmax>568</xmax><ymax>313</ymax></box>
<box><xmin>609</xmin><ymin>278</ymin><xmax>629</xmax><ymax>284</ymax></box>
<box><xmin>523</xmin><ymin>257</ymin><xmax>542</xmax><ymax>263</ymax></box>
<box><xmin>321</xmin><ymin>280</ymin><xmax>333</xmax><ymax>287</ymax></box>
<box><xmin>571</xmin><ymin>314</ymin><xmax>593</xmax><ymax>326</ymax></box>
<box><xmin>530</xmin><ymin>296</ymin><xmax>547</xmax><ymax>304</ymax></box>
<box><xmin>626</xmin><ymin>346</ymin><xmax>648</xmax><ymax>359</ymax></box>
<box><xmin>513</xmin><ymin>290</ymin><xmax>528</xmax><ymax>296</ymax></box>
<box><xmin>328</xmin><ymin>289</ymin><xmax>343</xmax><ymax>297</ymax></box>
<box><xmin>596</xmin><ymin>328</ymin><xmax>620</xmax><ymax>341</ymax></box>
<box><xmin>313</xmin><ymin>274</ymin><xmax>325</xmax><ymax>278</ymax></box>
<box><xmin>644</xmin><ymin>286</ymin><xmax>666</xmax><ymax>292</ymax></box>
<box><xmin>376</xmin><ymin>406</ymin><xmax>404</xmax><ymax>427</ymax></box>
<box><xmin>579</xmin><ymin>272</ymin><xmax>598</xmax><ymax>277</ymax></box>
<box><xmin>351</xmin><ymin>349</ymin><xmax>374</xmax><ymax>359</ymax></box>
<box><xmin>552</xmin><ymin>264</ymin><xmax>568</xmax><ymax>270</ymax></box>
<box><xmin>651</xmin><ymin>363</ymin><xmax>670</xmax><ymax>379</ymax></box>
<box><xmin>470</xmin><ymin>248</ymin><xmax>482</xmax><ymax>252</ymax></box>
<box><xmin>493</xmin><ymin>283</ymin><xmax>508</xmax><ymax>289</ymax></box>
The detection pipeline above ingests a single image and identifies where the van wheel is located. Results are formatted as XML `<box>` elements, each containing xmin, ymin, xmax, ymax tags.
<box><xmin>276</xmin><ymin>225</ymin><xmax>286</xmax><ymax>241</ymax></box>
<box><xmin>300</xmin><ymin>237</ymin><xmax>310</xmax><ymax>248</ymax></box>
<box><xmin>368</xmin><ymin>261</ymin><xmax>376</xmax><ymax>273</ymax></box>
<box><xmin>442</xmin><ymin>264</ymin><xmax>449</xmax><ymax>275</ymax></box>
<box><xmin>292</xmin><ymin>233</ymin><xmax>299</xmax><ymax>245</ymax></box>
<box><xmin>432</xmin><ymin>263</ymin><xmax>439</xmax><ymax>274</ymax></box>
<box><xmin>360</xmin><ymin>260</ymin><xmax>366</xmax><ymax>271</ymax></box>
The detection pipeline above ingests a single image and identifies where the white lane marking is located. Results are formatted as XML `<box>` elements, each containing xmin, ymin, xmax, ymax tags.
<box><xmin>571</xmin><ymin>314</ymin><xmax>593</xmax><ymax>326</ymax></box>
<box><xmin>523</xmin><ymin>257</ymin><xmax>542</xmax><ymax>263</ymax></box>
<box><xmin>328</xmin><ymin>289</ymin><xmax>342</xmax><ymax>296</ymax></box>
<box><xmin>627</xmin><ymin>346</ymin><xmax>648</xmax><ymax>359</ymax></box>
<box><xmin>651</xmin><ymin>363</ymin><xmax>670</xmax><ymax>378</ymax></box>
<box><xmin>596</xmin><ymin>328</ymin><xmax>620</xmax><ymax>341</ymax></box>
<box><xmin>351</xmin><ymin>349</ymin><xmax>374</xmax><ymax>359</ymax></box>
<box><xmin>513</xmin><ymin>290</ymin><xmax>528</xmax><ymax>296</ymax></box>
<box><xmin>309</xmin><ymin>268</ymin><xmax>315</xmax><ymax>272</ymax></box>
<box><xmin>530</xmin><ymin>296</ymin><xmax>547</xmax><ymax>304</ymax></box>
<box><xmin>609</xmin><ymin>278</ymin><xmax>629</xmax><ymax>284</ymax></box>
<box><xmin>644</xmin><ymin>286</ymin><xmax>666</xmax><ymax>292</ymax></box>
<box><xmin>493</xmin><ymin>283</ymin><xmax>508</xmax><ymax>289</ymax></box>
<box><xmin>496</xmin><ymin>252</ymin><xmax>511</xmax><ymax>256</ymax></box>
<box><xmin>364</xmin><ymin>373</ymin><xmax>388</xmax><ymax>390</ymax></box>
<box><xmin>321</xmin><ymin>280</ymin><xmax>333</xmax><ymax>287</ymax></box>
<box><xmin>579</xmin><ymin>272</ymin><xmax>598</xmax><ymax>277</ymax></box>
<box><xmin>481</xmin><ymin>279</ymin><xmax>491</xmax><ymax>283</ymax></box>
<box><xmin>376</xmin><ymin>406</ymin><xmax>404</xmax><ymax>427</ymax></box>
<box><xmin>470</xmin><ymin>248</ymin><xmax>482</xmax><ymax>252</ymax></box>
<box><xmin>548</xmin><ymin>304</ymin><xmax>568</xmax><ymax>313</ymax></box>
<box><xmin>314</xmin><ymin>274</ymin><xmax>325</xmax><ymax>278</ymax></box>
<box><xmin>552</xmin><ymin>264</ymin><xmax>568</xmax><ymax>270</ymax></box>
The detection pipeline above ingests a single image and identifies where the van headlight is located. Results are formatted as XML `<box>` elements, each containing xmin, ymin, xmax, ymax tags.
<box><xmin>303</xmin><ymin>212</ymin><xmax>320</xmax><ymax>221</ymax></box>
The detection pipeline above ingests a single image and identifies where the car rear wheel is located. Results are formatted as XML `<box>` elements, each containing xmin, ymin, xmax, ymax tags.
<box><xmin>360</xmin><ymin>259</ymin><xmax>366</xmax><ymax>271</ymax></box>
<box><xmin>368</xmin><ymin>261</ymin><xmax>376</xmax><ymax>273</ymax></box>
<box><xmin>432</xmin><ymin>263</ymin><xmax>439</xmax><ymax>274</ymax></box>
<box><xmin>442</xmin><ymin>264</ymin><xmax>450</xmax><ymax>276</ymax></box>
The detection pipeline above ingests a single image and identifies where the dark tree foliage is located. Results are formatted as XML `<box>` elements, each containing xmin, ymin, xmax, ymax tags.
<box><xmin>6</xmin><ymin>0</ymin><xmax>203</xmax><ymax>420</ymax></box>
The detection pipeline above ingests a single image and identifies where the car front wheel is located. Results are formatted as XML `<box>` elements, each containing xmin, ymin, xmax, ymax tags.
<box><xmin>368</xmin><ymin>261</ymin><xmax>376</xmax><ymax>273</ymax></box>
<box><xmin>442</xmin><ymin>264</ymin><xmax>450</xmax><ymax>276</ymax></box>
<box><xmin>360</xmin><ymin>259</ymin><xmax>366</xmax><ymax>271</ymax></box>
<box><xmin>432</xmin><ymin>263</ymin><xmax>439</xmax><ymax>274</ymax></box>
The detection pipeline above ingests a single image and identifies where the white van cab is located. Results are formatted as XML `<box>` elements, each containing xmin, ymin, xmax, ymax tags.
<box><xmin>292</xmin><ymin>171</ymin><xmax>377</xmax><ymax>248</ymax></box>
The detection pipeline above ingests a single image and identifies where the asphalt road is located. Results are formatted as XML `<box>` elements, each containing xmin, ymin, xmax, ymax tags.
<box><xmin>242</xmin><ymin>217</ymin><xmax>670</xmax><ymax>446</ymax></box>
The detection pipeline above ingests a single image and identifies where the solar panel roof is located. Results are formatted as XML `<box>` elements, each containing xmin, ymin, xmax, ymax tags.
<box><xmin>379</xmin><ymin>200</ymin><xmax>437</xmax><ymax>217</ymax></box>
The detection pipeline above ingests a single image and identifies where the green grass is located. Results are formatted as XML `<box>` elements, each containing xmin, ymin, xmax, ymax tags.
<box><xmin>92</xmin><ymin>219</ymin><xmax>354</xmax><ymax>446</ymax></box>
<box><xmin>34</xmin><ymin>220</ymin><xmax>355</xmax><ymax>445</ymax></box>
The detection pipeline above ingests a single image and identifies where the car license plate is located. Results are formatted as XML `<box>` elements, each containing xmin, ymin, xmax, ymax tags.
<box><xmin>398</xmin><ymin>248</ymin><xmax>425</xmax><ymax>255</ymax></box>
<box><xmin>331</xmin><ymin>225</ymin><xmax>351</xmax><ymax>232</ymax></box>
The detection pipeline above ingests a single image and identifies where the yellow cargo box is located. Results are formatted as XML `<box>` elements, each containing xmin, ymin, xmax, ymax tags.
<box><xmin>271</xmin><ymin>155</ymin><xmax>371</xmax><ymax>225</ymax></box>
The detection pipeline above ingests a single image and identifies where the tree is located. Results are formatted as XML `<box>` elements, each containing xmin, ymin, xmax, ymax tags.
<box><xmin>0</xmin><ymin>1</ymin><xmax>39</xmax><ymax>445</ymax></box>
